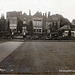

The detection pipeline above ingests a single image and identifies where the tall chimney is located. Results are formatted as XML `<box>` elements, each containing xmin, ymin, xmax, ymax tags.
<box><xmin>29</xmin><ymin>10</ymin><xmax>31</xmax><ymax>16</ymax></box>
<box><xmin>48</xmin><ymin>12</ymin><xmax>50</xmax><ymax>18</ymax></box>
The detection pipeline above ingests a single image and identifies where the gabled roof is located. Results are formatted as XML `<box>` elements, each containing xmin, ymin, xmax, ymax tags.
<box><xmin>60</xmin><ymin>25</ymin><xmax>71</xmax><ymax>30</ymax></box>
<box><xmin>23</xmin><ymin>13</ymin><xmax>28</xmax><ymax>17</ymax></box>
<box><xmin>33</xmin><ymin>11</ymin><xmax>42</xmax><ymax>17</ymax></box>
<box><xmin>19</xmin><ymin>13</ymin><xmax>28</xmax><ymax>21</ymax></box>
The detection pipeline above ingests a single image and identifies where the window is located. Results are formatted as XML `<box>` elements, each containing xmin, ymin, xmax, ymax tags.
<box><xmin>37</xmin><ymin>29</ymin><xmax>39</xmax><ymax>32</ymax></box>
<box><xmin>23</xmin><ymin>21</ymin><xmax>26</xmax><ymax>24</ymax></box>
<box><xmin>34</xmin><ymin>20</ymin><xmax>37</xmax><ymax>21</ymax></box>
<box><xmin>34</xmin><ymin>29</ymin><xmax>36</xmax><ymax>32</ymax></box>
<box><xmin>39</xmin><ymin>29</ymin><xmax>41</xmax><ymax>32</ymax></box>
<box><xmin>39</xmin><ymin>20</ymin><xmax>41</xmax><ymax>21</ymax></box>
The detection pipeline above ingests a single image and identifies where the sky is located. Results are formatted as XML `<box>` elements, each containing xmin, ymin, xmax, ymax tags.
<box><xmin>0</xmin><ymin>0</ymin><xmax>75</xmax><ymax>22</ymax></box>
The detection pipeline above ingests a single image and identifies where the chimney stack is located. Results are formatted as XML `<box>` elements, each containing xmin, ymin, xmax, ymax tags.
<box><xmin>48</xmin><ymin>12</ymin><xmax>50</xmax><ymax>18</ymax></box>
<box><xmin>29</xmin><ymin>10</ymin><xmax>31</xmax><ymax>16</ymax></box>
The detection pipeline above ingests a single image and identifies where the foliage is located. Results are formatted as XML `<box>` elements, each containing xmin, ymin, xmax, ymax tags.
<box><xmin>27</xmin><ymin>20</ymin><xmax>33</xmax><ymax>35</ymax></box>
<box><xmin>0</xmin><ymin>18</ymin><xmax>6</xmax><ymax>31</ymax></box>
<box><xmin>17</xmin><ymin>19</ymin><xmax>23</xmax><ymax>33</ymax></box>
<box><xmin>60</xmin><ymin>18</ymin><xmax>71</xmax><ymax>27</ymax></box>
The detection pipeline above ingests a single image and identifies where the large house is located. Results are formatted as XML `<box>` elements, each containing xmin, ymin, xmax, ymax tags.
<box><xmin>7</xmin><ymin>11</ymin><xmax>65</xmax><ymax>35</ymax></box>
<box><xmin>6</xmin><ymin>11</ymin><xmax>47</xmax><ymax>34</ymax></box>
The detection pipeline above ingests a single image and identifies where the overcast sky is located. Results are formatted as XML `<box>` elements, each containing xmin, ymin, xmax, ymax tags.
<box><xmin>0</xmin><ymin>0</ymin><xmax>75</xmax><ymax>22</ymax></box>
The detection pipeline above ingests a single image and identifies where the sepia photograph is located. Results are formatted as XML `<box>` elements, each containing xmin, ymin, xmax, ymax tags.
<box><xmin>0</xmin><ymin>0</ymin><xmax>75</xmax><ymax>75</ymax></box>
